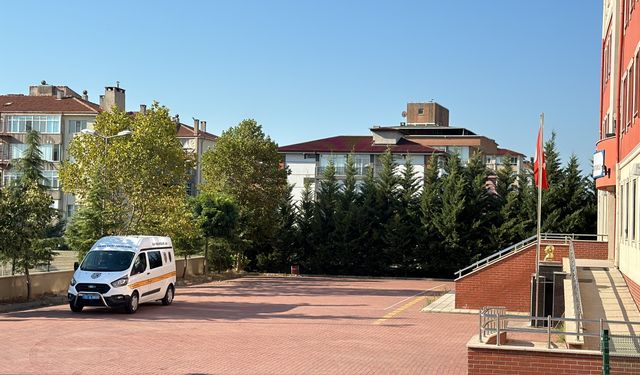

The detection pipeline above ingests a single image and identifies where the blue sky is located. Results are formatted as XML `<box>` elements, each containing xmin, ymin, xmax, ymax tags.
<box><xmin>2</xmin><ymin>1</ymin><xmax>601</xmax><ymax>171</ymax></box>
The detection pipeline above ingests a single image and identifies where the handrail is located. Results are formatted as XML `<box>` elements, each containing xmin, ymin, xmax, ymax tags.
<box><xmin>455</xmin><ymin>233</ymin><xmax>609</xmax><ymax>279</ymax></box>
<box><xmin>568</xmin><ymin>239</ymin><xmax>584</xmax><ymax>340</ymax></box>
<box><xmin>479</xmin><ymin>309</ymin><xmax>640</xmax><ymax>353</ymax></box>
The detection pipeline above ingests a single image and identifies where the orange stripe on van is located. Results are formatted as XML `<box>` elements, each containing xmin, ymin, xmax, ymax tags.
<box><xmin>128</xmin><ymin>271</ymin><xmax>176</xmax><ymax>289</ymax></box>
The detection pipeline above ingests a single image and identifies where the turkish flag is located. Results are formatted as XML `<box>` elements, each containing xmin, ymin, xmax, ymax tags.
<box><xmin>534</xmin><ymin>126</ymin><xmax>549</xmax><ymax>190</ymax></box>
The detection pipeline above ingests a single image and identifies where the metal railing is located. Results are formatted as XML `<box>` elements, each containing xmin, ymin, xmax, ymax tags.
<box><xmin>568</xmin><ymin>239</ymin><xmax>584</xmax><ymax>340</ymax></box>
<box><xmin>455</xmin><ymin>233</ymin><xmax>609</xmax><ymax>279</ymax></box>
<box><xmin>478</xmin><ymin>307</ymin><xmax>640</xmax><ymax>356</ymax></box>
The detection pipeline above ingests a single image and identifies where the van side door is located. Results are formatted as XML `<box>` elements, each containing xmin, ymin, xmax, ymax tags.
<box><xmin>145</xmin><ymin>250</ymin><xmax>165</xmax><ymax>300</ymax></box>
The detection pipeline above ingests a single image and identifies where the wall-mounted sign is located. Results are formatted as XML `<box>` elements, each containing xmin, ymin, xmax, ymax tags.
<box><xmin>593</xmin><ymin>150</ymin><xmax>605</xmax><ymax>179</ymax></box>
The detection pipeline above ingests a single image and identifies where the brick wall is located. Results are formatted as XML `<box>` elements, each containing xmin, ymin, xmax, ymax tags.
<box><xmin>455</xmin><ymin>240</ymin><xmax>608</xmax><ymax>312</ymax></box>
<box><xmin>622</xmin><ymin>272</ymin><xmax>640</xmax><ymax>312</ymax></box>
<box><xmin>468</xmin><ymin>346</ymin><xmax>640</xmax><ymax>375</ymax></box>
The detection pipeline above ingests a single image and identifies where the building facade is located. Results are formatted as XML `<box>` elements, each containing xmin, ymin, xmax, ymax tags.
<box><xmin>0</xmin><ymin>82</ymin><xmax>102</xmax><ymax>218</ymax></box>
<box><xmin>596</xmin><ymin>0</ymin><xmax>640</xmax><ymax>298</ymax></box>
<box><xmin>279</xmin><ymin>102</ymin><xmax>526</xmax><ymax>202</ymax></box>
<box><xmin>0</xmin><ymin>82</ymin><xmax>217</xmax><ymax>218</ymax></box>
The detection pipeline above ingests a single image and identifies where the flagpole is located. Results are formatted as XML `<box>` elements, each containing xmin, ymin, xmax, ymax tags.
<box><xmin>534</xmin><ymin>113</ymin><xmax>544</xmax><ymax>326</ymax></box>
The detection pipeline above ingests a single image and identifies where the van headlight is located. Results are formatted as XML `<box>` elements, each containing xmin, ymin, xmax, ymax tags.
<box><xmin>70</xmin><ymin>277</ymin><xmax>77</xmax><ymax>286</ymax></box>
<box><xmin>110</xmin><ymin>276</ymin><xmax>129</xmax><ymax>288</ymax></box>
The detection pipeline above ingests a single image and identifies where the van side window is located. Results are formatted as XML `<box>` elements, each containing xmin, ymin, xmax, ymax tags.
<box><xmin>148</xmin><ymin>251</ymin><xmax>163</xmax><ymax>269</ymax></box>
<box><xmin>168</xmin><ymin>252</ymin><xmax>172</xmax><ymax>262</ymax></box>
<box><xmin>131</xmin><ymin>253</ymin><xmax>147</xmax><ymax>275</ymax></box>
<box><xmin>163</xmin><ymin>252</ymin><xmax>168</xmax><ymax>263</ymax></box>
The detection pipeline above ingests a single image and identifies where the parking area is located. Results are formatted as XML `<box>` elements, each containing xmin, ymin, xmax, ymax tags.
<box><xmin>0</xmin><ymin>276</ymin><xmax>477</xmax><ymax>375</ymax></box>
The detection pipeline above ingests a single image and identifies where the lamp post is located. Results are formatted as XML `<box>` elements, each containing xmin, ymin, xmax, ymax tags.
<box><xmin>80</xmin><ymin>129</ymin><xmax>132</xmax><ymax>235</ymax></box>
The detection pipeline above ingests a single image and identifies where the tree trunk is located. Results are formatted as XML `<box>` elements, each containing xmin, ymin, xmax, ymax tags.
<box><xmin>203</xmin><ymin>238</ymin><xmax>208</xmax><ymax>276</ymax></box>
<box><xmin>24</xmin><ymin>265</ymin><xmax>31</xmax><ymax>301</ymax></box>
<box><xmin>11</xmin><ymin>258</ymin><xmax>16</xmax><ymax>276</ymax></box>
<box><xmin>183</xmin><ymin>254</ymin><xmax>188</xmax><ymax>279</ymax></box>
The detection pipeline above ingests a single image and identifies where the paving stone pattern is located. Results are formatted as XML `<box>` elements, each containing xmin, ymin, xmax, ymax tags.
<box><xmin>0</xmin><ymin>276</ymin><xmax>477</xmax><ymax>375</ymax></box>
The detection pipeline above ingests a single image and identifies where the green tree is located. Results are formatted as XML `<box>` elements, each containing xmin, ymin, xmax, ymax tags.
<box><xmin>310</xmin><ymin>160</ymin><xmax>340</xmax><ymax>273</ymax></box>
<box><xmin>495</xmin><ymin>154</ymin><xmax>516</xmax><ymax>202</ymax></box>
<box><xmin>295</xmin><ymin>181</ymin><xmax>315</xmax><ymax>273</ymax></box>
<box><xmin>201</xmin><ymin>119</ymin><xmax>288</xmax><ymax>270</ymax></box>
<box><xmin>0</xmin><ymin>131</ymin><xmax>58</xmax><ymax>300</ymax></box>
<box><xmin>192</xmin><ymin>193</ymin><xmax>239</xmax><ymax>274</ymax></box>
<box><xmin>258</xmin><ymin>185</ymin><xmax>298</xmax><ymax>272</ymax></box>
<box><xmin>61</xmin><ymin>103</ymin><xmax>194</xmax><ymax>255</ymax></box>
<box><xmin>419</xmin><ymin>155</ymin><xmax>443</xmax><ymax>274</ymax></box>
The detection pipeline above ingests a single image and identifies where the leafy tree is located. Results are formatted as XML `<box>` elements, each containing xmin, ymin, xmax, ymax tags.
<box><xmin>0</xmin><ymin>131</ymin><xmax>58</xmax><ymax>300</ymax></box>
<box><xmin>192</xmin><ymin>193</ymin><xmax>239</xmax><ymax>274</ymax></box>
<box><xmin>495</xmin><ymin>154</ymin><xmax>516</xmax><ymax>202</ymax></box>
<box><xmin>201</xmin><ymin>119</ymin><xmax>288</xmax><ymax>270</ymax></box>
<box><xmin>61</xmin><ymin>103</ymin><xmax>194</xmax><ymax>254</ymax></box>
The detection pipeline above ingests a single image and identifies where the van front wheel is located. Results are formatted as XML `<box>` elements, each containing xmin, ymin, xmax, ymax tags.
<box><xmin>162</xmin><ymin>285</ymin><xmax>174</xmax><ymax>306</ymax></box>
<box><xmin>125</xmin><ymin>291</ymin><xmax>139</xmax><ymax>314</ymax></box>
<box><xmin>69</xmin><ymin>302</ymin><xmax>83</xmax><ymax>313</ymax></box>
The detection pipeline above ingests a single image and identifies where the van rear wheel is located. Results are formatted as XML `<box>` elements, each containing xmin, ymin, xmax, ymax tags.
<box><xmin>125</xmin><ymin>291</ymin><xmax>139</xmax><ymax>314</ymax></box>
<box><xmin>162</xmin><ymin>285</ymin><xmax>174</xmax><ymax>306</ymax></box>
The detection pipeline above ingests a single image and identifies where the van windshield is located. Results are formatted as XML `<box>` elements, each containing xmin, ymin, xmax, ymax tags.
<box><xmin>81</xmin><ymin>251</ymin><xmax>135</xmax><ymax>272</ymax></box>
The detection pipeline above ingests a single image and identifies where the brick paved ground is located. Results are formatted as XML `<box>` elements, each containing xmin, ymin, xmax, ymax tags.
<box><xmin>0</xmin><ymin>276</ymin><xmax>477</xmax><ymax>375</ymax></box>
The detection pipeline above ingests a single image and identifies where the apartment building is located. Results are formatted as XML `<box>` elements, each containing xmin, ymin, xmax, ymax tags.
<box><xmin>595</xmin><ymin>0</ymin><xmax>640</xmax><ymax>304</ymax></box>
<box><xmin>0</xmin><ymin>82</ymin><xmax>103</xmax><ymax>218</ymax></box>
<box><xmin>279</xmin><ymin>102</ymin><xmax>526</xmax><ymax>202</ymax></box>
<box><xmin>0</xmin><ymin>81</ymin><xmax>217</xmax><ymax>217</ymax></box>
<box><xmin>176</xmin><ymin>118</ymin><xmax>217</xmax><ymax>195</ymax></box>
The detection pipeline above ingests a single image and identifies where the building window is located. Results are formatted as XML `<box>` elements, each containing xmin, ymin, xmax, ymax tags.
<box><xmin>41</xmin><ymin>170</ymin><xmax>59</xmax><ymax>190</ymax></box>
<box><xmin>10</xmin><ymin>144</ymin><xmax>61</xmax><ymax>161</ymax></box>
<box><xmin>626</xmin><ymin>182</ymin><xmax>630</xmax><ymax>240</ymax></box>
<box><xmin>67</xmin><ymin>204</ymin><xmax>77</xmax><ymax>218</ymax></box>
<box><xmin>627</xmin><ymin>67</ymin><xmax>633</xmax><ymax>129</ymax></box>
<box><xmin>418</xmin><ymin>108</ymin><xmax>424</xmax><ymax>115</ymax></box>
<box><xmin>68</xmin><ymin>120</ymin><xmax>87</xmax><ymax>133</ymax></box>
<box><xmin>318</xmin><ymin>154</ymin><xmax>371</xmax><ymax>176</ymax></box>
<box><xmin>633</xmin><ymin>179</ymin><xmax>637</xmax><ymax>241</ymax></box>
<box><xmin>7</xmin><ymin>115</ymin><xmax>61</xmax><ymax>134</ymax></box>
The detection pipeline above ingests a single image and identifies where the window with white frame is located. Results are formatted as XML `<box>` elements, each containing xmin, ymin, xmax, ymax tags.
<box><xmin>6</xmin><ymin>115</ymin><xmax>61</xmax><ymax>134</ymax></box>
<box><xmin>10</xmin><ymin>144</ymin><xmax>61</xmax><ymax>161</ymax></box>
<box><xmin>41</xmin><ymin>170</ymin><xmax>59</xmax><ymax>189</ymax></box>
<box><xmin>68</xmin><ymin>120</ymin><xmax>87</xmax><ymax>133</ymax></box>
<box><xmin>633</xmin><ymin>179</ymin><xmax>637</xmax><ymax>241</ymax></box>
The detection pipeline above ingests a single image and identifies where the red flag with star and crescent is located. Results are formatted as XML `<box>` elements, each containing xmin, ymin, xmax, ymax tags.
<box><xmin>534</xmin><ymin>126</ymin><xmax>549</xmax><ymax>190</ymax></box>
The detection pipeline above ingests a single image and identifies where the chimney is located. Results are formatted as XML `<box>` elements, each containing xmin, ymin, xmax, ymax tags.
<box><xmin>100</xmin><ymin>84</ymin><xmax>126</xmax><ymax>111</ymax></box>
<box><xmin>201</xmin><ymin>121</ymin><xmax>207</xmax><ymax>134</ymax></box>
<box><xmin>56</xmin><ymin>90</ymin><xmax>63</xmax><ymax>100</ymax></box>
<box><xmin>193</xmin><ymin>119</ymin><xmax>200</xmax><ymax>135</ymax></box>
<box><xmin>82</xmin><ymin>90</ymin><xmax>88</xmax><ymax>101</ymax></box>
<box><xmin>140</xmin><ymin>104</ymin><xmax>147</xmax><ymax>115</ymax></box>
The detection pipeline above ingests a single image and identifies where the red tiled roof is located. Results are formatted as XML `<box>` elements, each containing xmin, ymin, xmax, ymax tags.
<box><xmin>176</xmin><ymin>123</ymin><xmax>218</xmax><ymax>141</ymax></box>
<box><xmin>278</xmin><ymin>135</ymin><xmax>444</xmax><ymax>154</ymax></box>
<box><xmin>0</xmin><ymin>95</ymin><xmax>101</xmax><ymax>113</ymax></box>
<box><xmin>493</xmin><ymin>147</ymin><xmax>525</xmax><ymax>157</ymax></box>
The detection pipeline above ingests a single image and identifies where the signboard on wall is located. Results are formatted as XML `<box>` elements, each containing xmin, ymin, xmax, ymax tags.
<box><xmin>593</xmin><ymin>150</ymin><xmax>605</xmax><ymax>179</ymax></box>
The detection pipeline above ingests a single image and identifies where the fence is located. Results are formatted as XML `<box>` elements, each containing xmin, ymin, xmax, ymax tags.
<box><xmin>568</xmin><ymin>239</ymin><xmax>584</xmax><ymax>341</ymax></box>
<box><xmin>478</xmin><ymin>306</ymin><xmax>640</xmax><ymax>356</ymax></box>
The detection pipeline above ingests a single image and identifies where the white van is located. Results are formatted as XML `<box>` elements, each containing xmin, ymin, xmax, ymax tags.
<box><xmin>68</xmin><ymin>236</ymin><xmax>176</xmax><ymax>314</ymax></box>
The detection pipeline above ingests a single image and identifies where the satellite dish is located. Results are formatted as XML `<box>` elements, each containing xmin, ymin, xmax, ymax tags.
<box><xmin>401</xmin><ymin>111</ymin><xmax>407</xmax><ymax>118</ymax></box>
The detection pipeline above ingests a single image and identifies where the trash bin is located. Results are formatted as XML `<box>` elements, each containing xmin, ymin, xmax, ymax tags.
<box><xmin>290</xmin><ymin>264</ymin><xmax>299</xmax><ymax>276</ymax></box>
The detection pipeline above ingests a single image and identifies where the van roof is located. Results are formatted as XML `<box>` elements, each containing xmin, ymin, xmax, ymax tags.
<box><xmin>90</xmin><ymin>236</ymin><xmax>172</xmax><ymax>252</ymax></box>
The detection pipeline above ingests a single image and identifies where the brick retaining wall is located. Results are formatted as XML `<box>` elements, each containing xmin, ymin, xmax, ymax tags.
<box><xmin>468</xmin><ymin>346</ymin><xmax>640</xmax><ymax>375</ymax></box>
<box><xmin>622</xmin><ymin>272</ymin><xmax>640</xmax><ymax>312</ymax></box>
<box><xmin>455</xmin><ymin>240</ymin><xmax>608</xmax><ymax>312</ymax></box>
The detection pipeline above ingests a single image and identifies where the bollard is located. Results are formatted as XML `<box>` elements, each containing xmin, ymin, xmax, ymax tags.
<box><xmin>547</xmin><ymin>315</ymin><xmax>552</xmax><ymax>349</ymax></box>
<box><xmin>601</xmin><ymin>328</ymin><xmax>610</xmax><ymax>375</ymax></box>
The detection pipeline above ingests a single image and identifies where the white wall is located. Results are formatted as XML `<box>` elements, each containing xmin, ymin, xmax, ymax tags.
<box><xmin>617</xmin><ymin>148</ymin><xmax>640</xmax><ymax>284</ymax></box>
